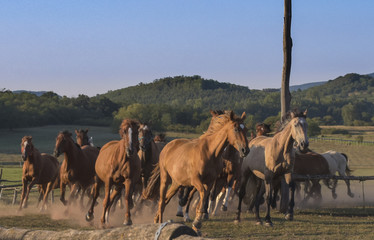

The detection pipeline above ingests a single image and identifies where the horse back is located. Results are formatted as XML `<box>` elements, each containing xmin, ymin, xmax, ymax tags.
<box><xmin>37</xmin><ymin>153</ymin><xmax>60</xmax><ymax>183</ymax></box>
<box><xmin>294</xmin><ymin>151</ymin><xmax>330</xmax><ymax>175</ymax></box>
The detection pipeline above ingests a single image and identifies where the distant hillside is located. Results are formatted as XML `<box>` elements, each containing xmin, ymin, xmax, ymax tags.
<box><xmin>290</xmin><ymin>81</ymin><xmax>327</xmax><ymax>91</ymax></box>
<box><xmin>367</xmin><ymin>72</ymin><xmax>374</xmax><ymax>78</ymax></box>
<box><xmin>13</xmin><ymin>90</ymin><xmax>49</xmax><ymax>97</ymax></box>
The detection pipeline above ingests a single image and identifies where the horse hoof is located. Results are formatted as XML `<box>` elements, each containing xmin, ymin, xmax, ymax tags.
<box><xmin>86</xmin><ymin>213</ymin><xmax>94</xmax><ymax>222</ymax></box>
<box><xmin>255</xmin><ymin>220</ymin><xmax>262</xmax><ymax>226</ymax></box>
<box><xmin>285</xmin><ymin>213</ymin><xmax>293</xmax><ymax>221</ymax></box>
<box><xmin>265</xmin><ymin>221</ymin><xmax>273</xmax><ymax>227</ymax></box>
<box><xmin>123</xmin><ymin>219</ymin><xmax>132</xmax><ymax>226</ymax></box>
<box><xmin>192</xmin><ymin>226</ymin><xmax>202</xmax><ymax>236</ymax></box>
<box><xmin>203</xmin><ymin>213</ymin><xmax>209</xmax><ymax>220</ymax></box>
<box><xmin>221</xmin><ymin>205</ymin><xmax>227</xmax><ymax>211</ymax></box>
<box><xmin>192</xmin><ymin>220</ymin><xmax>202</xmax><ymax>230</ymax></box>
<box><xmin>184</xmin><ymin>216</ymin><xmax>192</xmax><ymax>223</ymax></box>
<box><xmin>349</xmin><ymin>193</ymin><xmax>355</xmax><ymax>198</ymax></box>
<box><xmin>176</xmin><ymin>211</ymin><xmax>184</xmax><ymax>217</ymax></box>
<box><xmin>332</xmin><ymin>193</ymin><xmax>337</xmax><ymax>199</ymax></box>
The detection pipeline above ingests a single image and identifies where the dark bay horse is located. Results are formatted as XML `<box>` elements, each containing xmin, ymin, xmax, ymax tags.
<box><xmin>20</xmin><ymin>136</ymin><xmax>59</xmax><ymax>210</ymax></box>
<box><xmin>143</xmin><ymin>110</ymin><xmax>249</xmax><ymax>232</ymax></box>
<box><xmin>86</xmin><ymin>119</ymin><xmax>141</xmax><ymax>226</ymax></box>
<box><xmin>54</xmin><ymin>131</ymin><xmax>99</xmax><ymax>208</ymax></box>
<box><xmin>75</xmin><ymin>129</ymin><xmax>90</xmax><ymax>147</ymax></box>
<box><xmin>236</xmin><ymin>110</ymin><xmax>308</xmax><ymax>226</ymax></box>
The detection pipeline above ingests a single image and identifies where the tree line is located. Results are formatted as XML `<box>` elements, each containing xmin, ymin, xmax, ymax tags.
<box><xmin>1</xmin><ymin>73</ymin><xmax>374</xmax><ymax>135</ymax></box>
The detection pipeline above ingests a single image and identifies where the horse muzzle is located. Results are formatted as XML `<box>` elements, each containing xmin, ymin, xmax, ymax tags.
<box><xmin>297</xmin><ymin>141</ymin><xmax>309</xmax><ymax>154</ymax></box>
<box><xmin>53</xmin><ymin>149</ymin><xmax>61</xmax><ymax>158</ymax></box>
<box><xmin>238</xmin><ymin>145</ymin><xmax>250</xmax><ymax>158</ymax></box>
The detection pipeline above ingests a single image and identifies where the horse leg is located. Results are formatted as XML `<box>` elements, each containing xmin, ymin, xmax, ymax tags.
<box><xmin>331</xmin><ymin>179</ymin><xmax>338</xmax><ymax>199</ymax></box>
<box><xmin>41</xmin><ymin>181</ymin><xmax>54</xmax><ymax>211</ymax></box>
<box><xmin>154</xmin><ymin>171</ymin><xmax>171</xmax><ymax>224</ymax></box>
<box><xmin>192</xmin><ymin>181</ymin><xmax>211</xmax><ymax>233</ymax></box>
<box><xmin>100</xmin><ymin>180</ymin><xmax>113</xmax><ymax>226</ymax></box>
<box><xmin>86</xmin><ymin>176</ymin><xmax>101</xmax><ymax>222</ymax></box>
<box><xmin>212</xmin><ymin>188</ymin><xmax>224</xmax><ymax>216</ymax></box>
<box><xmin>184</xmin><ymin>188</ymin><xmax>197</xmax><ymax>222</ymax></box>
<box><xmin>285</xmin><ymin>180</ymin><xmax>295</xmax><ymax>221</ymax></box>
<box><xmin>235</xmin><ymin>170</ymin><xmax>251</xmax><ymax>223</ymax></box>
<box><xmin>263</xmin><ymin>176</ymin><xmax>273</xmax><ymax>227</ymax></box>
<box><xmin>19</xmin><ymin>179</ymin><xmax>27</xmax><ymax>210</ymax></box>
<box><xmin>123</xmin><ymin>179</ymin><xmax>135</xmax><ymax>226</ymax></box>
<box><xmin>340</xmin><ymin>172</ymin><xmax>354</xmax><ymax>198</ymax></box>
<box><xmin>23</xmin><ymin>179</ymin><xmax>37</xmax><ymax>209</ymax></box>
<box><xmin>60</xmin><ymin>181</ymin><xmax>68</xmax><ymax>206</ymax></box>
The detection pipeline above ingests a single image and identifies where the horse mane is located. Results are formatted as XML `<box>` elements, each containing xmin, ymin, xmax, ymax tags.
<box><xmin>275</xmin><ymin>109</ymin><xmax>307</xmax><ymax>133</ymax></box>
<box><xmin>202</xmin><ymin>110</ymin><xmax>241</xmax><ymax>137</ymax></box>
<box><xmin>154</xmin><ymin>133</ymin><xmax>166</xmax><ymax>142</ymax></box>
<box><xmin>119</xmin><ymin>119</ymin><xmax>140</xmax><ymax>138</ymax></box>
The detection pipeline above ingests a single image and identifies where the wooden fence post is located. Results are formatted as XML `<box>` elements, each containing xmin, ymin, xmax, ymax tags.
<box><xmin>361</xmin><ymin>181</ymin><xmax>366</xmax><ymax>209</ymax></box>
<box><xmin>12</xmin><ymin>189</ymin><xmax>17</xmax><ymax>205</ymax></box>
<box><xmin>0</xmin><ymin>168</ymin><xmax>3</xmax><ymax>180</ymax></box>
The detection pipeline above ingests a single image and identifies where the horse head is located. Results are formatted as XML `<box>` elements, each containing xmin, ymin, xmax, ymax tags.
<box><xmin>75</xmin><ymin>128</ymin><xmax>89</xmax><ymax>147</ymax></box>
<box><xmin>119</xmin><ymin>119</ymin><xmax>140</xmax><ymax>157</ymax></box>
<box><xmin>138</xmin><ymin>123</ymin><xmax>153</xmax><ymax>152</ymax></box>
<box><xmin>289</xmin><ymin>110</ymin><xmax>309</xmax><ymax>153</ymax></box>
<box><xmin>54</xmin><ymin>131</ymin><xmax>73</xmax><ymax>157</ymax></box>
<box><xmin>210</xmin><ymin>110</ymin><xmax>249</xmax><ymax>158</ymax></box>
<box><xmin>256</xmin><ymin>123</ymin><xmax>271</xmax><ymax>136</ymax></box>
<box><xmin>21</xmin><ymin>136</ymin><xmax>33</xmax><ymax>161</ymax></box>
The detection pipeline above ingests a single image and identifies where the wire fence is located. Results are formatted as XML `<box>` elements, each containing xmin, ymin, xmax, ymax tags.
<box><xmin>310</xmin><ymin>137</ymin><xmax>374</xmax><ymax>146</ymax></box>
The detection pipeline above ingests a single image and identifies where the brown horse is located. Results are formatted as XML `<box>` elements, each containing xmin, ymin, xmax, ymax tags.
<box><xmin>75</xmin><ymin>129</ymin><xmax>90</xmax><ymax>147</ymax></box>
<box><xmin>236</xmin><ymin>110</ymin><xmax>308</xmax><ymax>226</ymax></box>
<box><xmin>138</xmin><ymin>123</ymin><xmax>165</xmax><ymax>191</ymax></box>
<box><xmin>144</xmin><ymin>110</ymin><xmax>249</xmax><ymax>232</ymax></box>
<box><xmin>54</xmin><ymin>131</ymin><xmax>99</xmax><ymax>208</ymax></box>
<box><xmin>85</xmin><ymin>119</ymin><xmax>141</xmax><ymax>226</ymax></box>
<box><xmin>20</xmin><ymin>136</ymin><xmax>59</xmax><ymax>210</ymax></box>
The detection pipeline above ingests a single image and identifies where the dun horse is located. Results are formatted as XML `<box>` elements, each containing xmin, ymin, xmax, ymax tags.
<box><xmin>54</xmin><ymin>131</ymin><xmax>99</xmax><ymax>209</ymax></box>
<box><xmin>143</xmin><ymin>110</ymin><xmax>249</xmax><ymax>232</ymax></box>
<box><xmin>20</xmin><ymin>136</ymin><xmax>59</xmax><ymax>211</ymax></box>
<box><xmin>85</xmin><ymin>119</ymin><xmax>141</xmax><ymax>226</ymax></box>
<box><xmin>236</xmin><ymin>110</ymin><xmax>308</xmax><ymax>226</ymax></box>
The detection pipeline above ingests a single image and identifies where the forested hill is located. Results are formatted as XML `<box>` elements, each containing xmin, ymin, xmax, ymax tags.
<box><xmin>103</xmin><ymin>75</ymin><xmax>255</xmax><ymax>107</ymax></box>
<box><xmin>1</xmin><ymin>72</ymin><xmax>374</xmax><ymax>132</ymax></box>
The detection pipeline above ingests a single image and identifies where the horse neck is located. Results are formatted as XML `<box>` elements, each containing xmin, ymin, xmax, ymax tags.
<box><xmin>64</xmin><ymin>141</ymin><xmax>83</xmax><ymax>167</ymax></box>
<box><xmin>26</xmin><ymin>148</ymin><xmax>41</xmax><ymax>165</ymax></box>
<box><xmin>273</xmin><ymin>122</ymin><xmax>294</xmax><ymax>157</ymax></box>
<box><xmin>201</xmin><ymin>125</ymin><xmax>230</xmax><ymax>159</ymax></box>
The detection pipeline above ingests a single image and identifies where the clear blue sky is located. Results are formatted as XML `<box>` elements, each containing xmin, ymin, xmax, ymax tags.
<box><xmin>1</xmin><ymin>1</ymin><xmax>373</xmax><ymax>97</ymax></box>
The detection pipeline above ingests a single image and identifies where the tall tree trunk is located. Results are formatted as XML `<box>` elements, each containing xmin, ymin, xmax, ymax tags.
<box><xmin>281</xmin><ymin>0</ymin><xmax>292</xmax><ymax>119</ymax></box>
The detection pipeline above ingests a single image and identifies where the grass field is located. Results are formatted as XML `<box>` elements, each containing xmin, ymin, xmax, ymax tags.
<box><xmin>1</xmin><ymin>125</ymin><xmax>374</xmax><ymax>239</ymax></box>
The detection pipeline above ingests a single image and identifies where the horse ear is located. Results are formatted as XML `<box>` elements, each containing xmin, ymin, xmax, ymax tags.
<box><xmin>85</xmin><ymin>129</ymin><xmax>89</xmax><ymax>133</ymax></box>
<box><xmin>229</xmin><ymin>110</ymin><xmax>234</xmax><ymax>120</ymax></box>
<box><xmin>303</xmin><ymin>109</ymin><xmax>308</xmax><ymax>117</ymax></box>
<box><xmin>240</xmin><ymin>112</ymin><xmax>246</xmax><ymax>121</ymax></box>
<box><xmin>290</xmin><ymin>111</ymin><xmax>296</xmax><ymax>119</ymax></box>
<box><xmin>210</xmin><ymin>110</ymin><xmax>218</xmax><ymax>117</ymax></box>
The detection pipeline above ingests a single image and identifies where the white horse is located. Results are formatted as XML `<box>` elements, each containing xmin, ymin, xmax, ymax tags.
<box><xmin>322</xmin><ymin>150</ymin><xmax>354</xmax><ymax>199</ymax></box>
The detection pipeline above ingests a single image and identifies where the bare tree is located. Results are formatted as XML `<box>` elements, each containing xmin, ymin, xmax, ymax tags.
<box><xmin>281</xmin><ymin>0</ymin><xmax>292</xmax><ymax>119</ymax></box>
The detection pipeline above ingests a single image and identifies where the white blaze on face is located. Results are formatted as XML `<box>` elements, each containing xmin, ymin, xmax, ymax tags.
<box><xmin>128</xmin><ymin>128</ymin><xmax>133</xmax><ymax>147</ymax></box>
<box><xmin>22</xmin><ymin>141</ymin><xmax>28</xmax><ymax>154</ymax></box>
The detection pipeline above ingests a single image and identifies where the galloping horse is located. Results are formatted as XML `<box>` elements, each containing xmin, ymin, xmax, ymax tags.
<box><xmin>86</xmin><ymin>119</ymin><xmax>141</xmax><ymax>226</ymax></box>
<box><xmin>75</xmin><ymin>129</ymin><xmax>90</xmax><ymax>147</ymax></box>
<box><xmin>20</xmin><ymin>136</ymin><xmax>59</xmax><ymax>210</ymax></box>
<box><xmin>143</xmin><ymin>110</ymin><xmax>249</xmax><ymax>232</ymax></box>
<box><xmin>322</xmin><ymin>150</ymin><xmax>354</xmax><ymax>199</ymax></box>
<box><xmin>236</xmin><ymin>110</ymin><xmax>308</xmax><ymax>226</ymax></box>
<box><xmin>138</xmin><ymin>123</ymin><xmax>165</xmax><ymax>191</ymax></box>
<box><xmin>54</xmin><ymin>131</ymin><xmax>99</xmax><ymax>208</ymax></box>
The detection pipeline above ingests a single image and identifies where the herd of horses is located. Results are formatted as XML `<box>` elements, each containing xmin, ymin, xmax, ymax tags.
<box><xmin>18</xmin><ymin>109</ymin><xmax>354</xmax><ymax>233</ymax></box>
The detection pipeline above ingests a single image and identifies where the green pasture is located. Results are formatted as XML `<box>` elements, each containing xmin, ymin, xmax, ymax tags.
<box><xmin>1</xmin><ymin>125</ymin><xmax>374</xmax><ymax>239</ymax></box>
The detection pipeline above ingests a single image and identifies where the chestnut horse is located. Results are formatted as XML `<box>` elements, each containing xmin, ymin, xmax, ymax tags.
<box><xmin>86</xmin><ymin>119</ymin><xmax>141</xmax><ymax>226</ymax></box>
<box><xmin>54</xmin><ymin>131</ymin><xmax>99</xmax><ymax>209</ymax></box>
<box><xmin>143</xmin><ymin>110</ymin><xmax>249</xmax><ymax>232</ymax></box>
<box><xmin>236</xmin><ymin>110</ymin><xmax>308</xmax><ymax>226</ymax></box>
<box><xmin>322</xmin><ymin>150</ymin><xmax>354</xmax><ymax>199</ymax></box>
<box><xmin>20</xmin><ymin>136</ymin><xmax>59</xmax><ymax>210</ymax></box>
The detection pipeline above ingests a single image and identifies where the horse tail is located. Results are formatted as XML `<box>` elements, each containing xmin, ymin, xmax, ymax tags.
<box><xmin>341</xmin><ymin>153</ymin><xmax>353</xmax><ymax>176</ymax></box>
<box><xmin>142</xmin><ymin>163</ymin><xmax>160</xmax><ymax>200</ymax></box>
